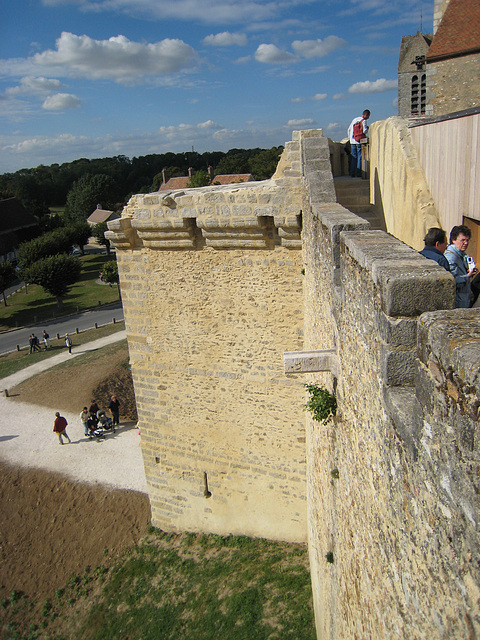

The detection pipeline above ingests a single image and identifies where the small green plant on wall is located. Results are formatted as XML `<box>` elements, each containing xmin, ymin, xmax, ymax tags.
<box><xmin>304</xmin><ymin>383</ymin><xmax>337</xmax><ymax>424</ymax></box>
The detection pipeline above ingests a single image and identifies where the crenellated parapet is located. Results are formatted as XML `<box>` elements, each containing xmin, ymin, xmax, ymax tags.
<box><xmin>106</xmin><ymin>138</ymin><xmax>305</xmax><ymax>251</ymax></box>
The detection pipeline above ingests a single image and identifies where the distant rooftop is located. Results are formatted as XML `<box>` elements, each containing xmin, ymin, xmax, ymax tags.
<box><xmin>427</xmin><ymin>0</ymin><xmax>480</xmax><ymax>61</ymax></box>
<box><xmin>159</xmin><ymin>171</ymin><xmax>254</xmax><ymax>192</ymax></box>
<box><xmin>87</xmin><ymin>205</ymin><xmax>120</xmax><ymax>225</ymax></box>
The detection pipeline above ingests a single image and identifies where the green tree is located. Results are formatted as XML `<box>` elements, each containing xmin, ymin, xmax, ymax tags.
<box><xmin>66</xmin><ymin>221</ymin><xmax>91</xmax><ymax>254</ymax></box>
<box><xmin>92</xmin><ymin>222</ymin><xmax>112</xmax><ymax>256</ymax></box>
<box><xmin>187</xmin><ymin>170</ymin><xmax>211</xmax><ymax>188</ymax></box>
<box><xmin>99</xmin><ymin>259</ymin><xmax>120</xmax><ymax>299</ymax></box>
<box><xmin>0</xmin><ymin>261</ymin><xmax>17</xmax><ymax>306</ymax></box>
<box><xmin>17</xmin><ymin>231</ymin><xmax>71</xmax><ymax>272</ymax></box>
<box><xmin>24</xmin><ymin>254</ymin><xmax>81</xmax><ymax>310</ymax></box>
<box><xmin>248</xmin><ymin>147</ymin><xmax>283</xmax><ymax>180</ymax></box>
<box><xmin>64</xmin><ymin>174</ymin><xmax>116</xmax><ymax>221</ymax></box>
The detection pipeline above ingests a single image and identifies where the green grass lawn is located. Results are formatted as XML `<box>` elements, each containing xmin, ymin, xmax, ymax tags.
<box><xmin>0</xmin><ymin>529</ymin><xmax>316</xmax><ymax>640</ymax></box>
<box><xmin>0</xmin><ymin>254</ymin><xmax>120</xmax><ymax>331</ymax></box>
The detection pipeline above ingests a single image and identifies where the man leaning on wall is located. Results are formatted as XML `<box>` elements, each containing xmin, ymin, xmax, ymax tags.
<box><xmin>347</xmin><ymin>109</ymin><xmax>370</xmax><ymax>178</ymax></box>
<box><xmin>444</xmin><ymin>225</ymin><xmax>478</xmax><ymax>308</ymax></box>
<box><xmin>419</xmin><ymin>228</ymin><xmax>450</xmax><ymax>271</ymax></box>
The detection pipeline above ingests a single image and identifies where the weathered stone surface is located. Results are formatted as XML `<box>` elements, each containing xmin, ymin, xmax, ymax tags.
<box><xmin>111</xmin><ymin>128</ymin><xmax>480</xmax><ymax>640</ymax></box>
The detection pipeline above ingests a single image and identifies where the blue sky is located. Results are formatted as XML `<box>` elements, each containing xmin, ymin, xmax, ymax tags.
<box><xmin>0</xmin><ymin>0</ymin><xmax>430</xmax><ymax>174</ymax></box>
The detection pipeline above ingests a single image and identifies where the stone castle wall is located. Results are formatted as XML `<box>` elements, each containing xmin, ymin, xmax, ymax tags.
<box><xmin>300</xmin><ymin>129</ymin><xmax>480</xmax><ymax>640</ymax></box>
<box><xmin>109</xmin><ymin>128</ymin><xmax>480</xmax><ymax>638</ymax></box>
<box><xmin>428</xmin><ymin>53</ymin><xmax>480</xmax><ymax>116</ymax></box>
<box><xmin>107</xmin><ymin>137</ymin><xmax>317</xmax><ymax>542</ymax></box>
<box><xmin>369</xmin><ymin>116</ymin><xmax>441</xmax><ymax>250</ymax></box>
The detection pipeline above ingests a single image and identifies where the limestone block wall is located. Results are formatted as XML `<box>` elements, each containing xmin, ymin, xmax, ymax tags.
<box><xmin>428</xmin><ymin>54</ymin><xmax>480</xmax><ymax>116</ymax></box>
<box><xmin>107</xmin><ymin>133</ymin><xmax>327</xmax><ymax>542</ymax></box>
<box><xmin>300</xmin><ymin>126</ymin><xmax>480</xmax><ymax>639</ymax></box>
<box><xmin>369</xmin><ymin>116</ymin><xmax>441</xmax><ymax>249</ymax></box>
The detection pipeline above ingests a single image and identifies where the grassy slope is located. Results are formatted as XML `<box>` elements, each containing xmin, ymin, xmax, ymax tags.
<box><xmin>1</xmin><ymin>530</ymin><xmax>315</xmax><ymax>640</ymax></box>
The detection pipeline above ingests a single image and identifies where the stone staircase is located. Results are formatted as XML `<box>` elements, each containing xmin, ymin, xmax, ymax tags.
<box><xmin>334</xmin><ymin>177</ymin><xmax>386</xmax><ymax>231</ymax></box>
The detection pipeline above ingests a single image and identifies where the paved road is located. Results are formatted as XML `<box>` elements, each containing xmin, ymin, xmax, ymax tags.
<box><xmin>0</xmin><ymin>301</ymin><xmax>124</xmax><ymax>354</ymax></box>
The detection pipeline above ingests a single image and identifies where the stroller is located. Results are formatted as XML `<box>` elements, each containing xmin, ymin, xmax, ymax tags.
<box><xmin>87</xmin><ymin>410</ymin><xmax>116</xmax><ymax>440</ymax></box>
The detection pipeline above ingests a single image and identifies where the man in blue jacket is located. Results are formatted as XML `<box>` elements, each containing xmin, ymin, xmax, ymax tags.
<box><xmin>444</xmin><ymin>225</ymin><xmax>478</xmax><ymax>308</ymax></box>
<box><xmin>419</xmin><ymin>228</ymin><xmax>450</xmax><ymax>271</ymax></box>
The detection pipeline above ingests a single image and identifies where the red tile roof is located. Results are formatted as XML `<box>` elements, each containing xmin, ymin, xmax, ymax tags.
<box><xmin>210</xmin><ymin>174</ymin><xmax>253</xmax><ymax>185</ymax></box>
<box><xmin>427</xmin><ymin>0</ymin><xmax>480</xmax><ymax>61</ymax></box>
<box><xmin>159</xmin><ymin>173</ymin><xmax>254</xmax><ymax>191</ymax></box>
<box><xmin>158</xmin><ymin>177</ymin><xmax>190</xmax><ymax>191</ymax></box>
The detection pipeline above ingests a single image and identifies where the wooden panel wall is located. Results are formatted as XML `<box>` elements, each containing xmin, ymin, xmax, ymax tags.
<box><xmin>410</xmin><ymin>114</ymin><xmax>480</xmax><ymax>238</ymax></box>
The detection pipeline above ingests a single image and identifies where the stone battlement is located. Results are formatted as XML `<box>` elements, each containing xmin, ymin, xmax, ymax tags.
<box><xmin>108</xmin><ymin>128</ymin><xmax>479</xmax><ymax>639</ymax></box>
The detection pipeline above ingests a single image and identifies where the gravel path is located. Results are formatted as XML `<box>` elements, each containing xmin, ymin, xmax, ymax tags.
<box><xmin>0</xmin><ymin>330</ymin><xmax>148</xmax><ymax>494</ymax></box>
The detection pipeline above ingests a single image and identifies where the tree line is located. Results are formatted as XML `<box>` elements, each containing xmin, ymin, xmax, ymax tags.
<box><xmin>0</xmin><ymin>146</ymin><xmax>282</xmax><ymax>310</ymax></box>
<box><xmin>0</xmin><ymin>147</ymin><xmax>284</xmax><ymax>220</ymax></box>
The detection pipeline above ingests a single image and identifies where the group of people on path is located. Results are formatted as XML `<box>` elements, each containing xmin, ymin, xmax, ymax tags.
<box><xmin>420</xmin><ymin>225</ymin><xmax>479</xmax><ymax>308</ymax></box>
<box><xmin>28</xmin><ymin>330</ymin><xmax>73</xmax><ymax>354</ymax></box>
<box><xmin>28</xmin><ymin>330</ymin><xmax>50</xmax><ymax>353</ymax></box>
<box><xmin>54</xmin><ymin>395</ymin><xmax>121</xmax><ymax>444</ymax></box>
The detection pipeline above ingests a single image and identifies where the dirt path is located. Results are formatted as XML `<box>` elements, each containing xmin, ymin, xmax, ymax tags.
<box><xmin>0</xmin><ymin>330</ymin><xmax>147</xmax><ymax>494</ymax></box>
<box><xmin>0</xmin><ymin>331</ymin><xmax>151</xmax><ymax>601</ymax></box>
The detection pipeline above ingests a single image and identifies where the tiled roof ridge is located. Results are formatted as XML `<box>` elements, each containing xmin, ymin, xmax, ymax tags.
<box><xmin>427</xmin><ymin>0</ymin><xmax>480</xmax><ymax>61</ymax></box>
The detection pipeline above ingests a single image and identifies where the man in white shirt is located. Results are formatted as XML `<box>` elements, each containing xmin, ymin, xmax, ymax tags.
<box><xmin>347</xmin><ymin>109</ymin><xmax>370</xmax><ymax>178</ymax></box>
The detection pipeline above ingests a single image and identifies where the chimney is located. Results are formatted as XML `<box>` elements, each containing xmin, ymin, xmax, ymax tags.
<box><xmin>162</xmin><ymin>168</ymin><xmax>167</xmax><ymax>184</ymax></box>
<box><xmin>208</xmin><ymin>165</ymin><xmax>214</xmax><ymax>180</ymax></box>
<box><xmin>97</xmin><ymin>204</ymin><xmax>101</xmax><ymax>209</ymax></box>
<box><xmin>188</xmin><ymin>167</ymin><xmax>193</xmax><ymax>177</ymax></box>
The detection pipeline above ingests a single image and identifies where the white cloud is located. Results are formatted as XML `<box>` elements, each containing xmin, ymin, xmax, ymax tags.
<box><xmin>197</xmin><ymin>119</ymin><xmax>221</xmax><ymax>129</ymax></box>
<box><xmin>6</xmin><ymin>76</ymin><xmax>67</xmax><ymax>96</ymax></box>
<box><xmin>333</xmin><ymin>93</ymin><xmax>346</xmax><ymax>100</ymax></box>
<box><xmin>24</xmin><ymin>32</ymin><xmax>197</xmax><ymax>84</ymax></box>
<box><xmin>291</xmin><ymin>97</ymin><xmax>305</xmax><ymax>103</ymax></box>
<box><xmin>203</xmin><ymin>32</ymin><xmax>247</xmax><ymax>46</ymax></box>
<box><xmin>348</xmin><ymin>78</ymin><xmax>397</xmax><ymax>94</ymax></box>
<box><xmin>42</xmin><ymin>93</ymin><xmax>82</xmax><ymax>110</ymax></box>
<box><xmin>292</xmin><ymin>36</ymin><xmax>347</xmax><ymax>59</ymax></box>
<box><xmin>41</xmin><ymin>0</ymin><xmax>283</xmax><ymax>25</ymax></box>
<box><xmin>287</xmin><ymin>118</ymin><xmax>314</xmax><ymax>126</ymax></box>
<box><xmin>312</xmin><ymin>93</ymin><xmax>327</xmax><ymax>101</ymax></box>
<box><xmin>255</xmin><ymin>44</ymin><xmax>297</xmax><ymax>64</ymax></box>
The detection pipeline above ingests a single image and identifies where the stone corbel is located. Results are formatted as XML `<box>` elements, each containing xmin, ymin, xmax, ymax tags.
<box><xmin>105</xmin><ymin>218</ymin><xmax>140</xmax><ymax>249</ymax></box>
<box><xmin>197</xmin><ymin>216</ymin><xmax>275</xmax><ymax>249</ymax></box>
<box><xmin>131</xmin><ymin>218</ymin><xmax>198</xmax><ymax>249</ymax></box>
<box><xmin>283</xmin><ymin>349</ymin><xmax>339</xmax><ymax>377</ymax></box>
<box><xmin>274</xmin><ymin>214</ymin><xmax>302</xmax><ymax>248</ymax></box>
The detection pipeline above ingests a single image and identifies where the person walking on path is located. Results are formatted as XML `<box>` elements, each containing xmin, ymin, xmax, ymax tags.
<box><xmin>108</xmin><ymin>395</ymin><xmax>121</xmax><ymax>426</ymax></box>
<box><xmin>444</xmin><ymin>225</ymin><xmax>478</xmax><ymax>308</ymax></box>
<box><xmin>42</xmin><ymin>330</ymin><xmax>50</xmax><ymax>350</ymax></box>
<box><xmin>53</xmin><ymin>411</ymin><xmax>71</xmax><ymax>445</ymax></box>
<box><xmin>80</xmin><ymin>407</ymin><xmax>90</xmax><ymax>436</ymax></box>
<box><xmin>29</xmin><ymin>334</ymin><xmax>40</xmax><ymax>354</ymax></box>
<box><xmin>65</xmin><ymin>333</ymin><xmax>72</xmax><ymax>354</ymax></box>
<box><xmin>348</xmin><ymin>109</ymin><xmax>370</xmax><ymax>178</ymax></box>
